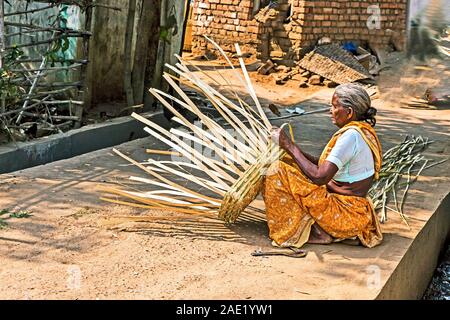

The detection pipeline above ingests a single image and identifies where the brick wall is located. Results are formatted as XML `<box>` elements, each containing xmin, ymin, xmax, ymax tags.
<box><xmin>297</xmin><ymin>0</ymin><xmax>408</xmax><ymax>50</ymax></box>
<box><xmin>191</xmin><ymin>0</ymin><xmax>260</xmax><ymax>55</ymax></box>
<box><xmin>191</xmin><ymin>0</ymin><xmax>408</xmax><ymax>61</ymax></box>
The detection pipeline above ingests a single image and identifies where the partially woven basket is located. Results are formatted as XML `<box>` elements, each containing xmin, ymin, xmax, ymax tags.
<box><xmin>99</xmin><ymin>37</ymin><xmax>294</xmax><ymax>224</ymax></box>
<box><xmin>219</xmin><ymin>142</ymin><xmax>287</xmax><ymax>223</ymax></box>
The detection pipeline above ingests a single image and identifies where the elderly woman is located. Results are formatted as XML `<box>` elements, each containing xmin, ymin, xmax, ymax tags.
<box><xmin>263</xmin><ymin>83</ymin><xmax>383</xmax><ymax>248</ymax></box>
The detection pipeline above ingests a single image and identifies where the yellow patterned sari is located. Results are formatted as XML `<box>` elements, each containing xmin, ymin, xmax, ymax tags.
<box><xmin>263</xmin><ymin>121</ymin><xmax>383</xmax><ymax>248</ymax></box>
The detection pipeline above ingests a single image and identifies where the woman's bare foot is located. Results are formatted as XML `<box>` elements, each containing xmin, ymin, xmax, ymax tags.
<box><xmin>307</xmin><ymin>224</ymin><xmax>333</xmax><ymax>244</ymax></box>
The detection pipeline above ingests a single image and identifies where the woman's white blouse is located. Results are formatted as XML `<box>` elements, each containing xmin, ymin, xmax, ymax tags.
<box><xmin>325</xmin><ymin>128</ymin><xmax>375</xmax><ymax>183</ymax></box>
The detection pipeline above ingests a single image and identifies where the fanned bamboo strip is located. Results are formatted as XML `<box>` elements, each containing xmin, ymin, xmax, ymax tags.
<box><xmin>125</xmin><ymin>192</ymin><xmax>214</xmax><ymax>211</ymax></box>
<box><xmin>146</xmin><ymin>149</ymin><xmax>182</xmax><ymax>157</ymax></box>
<box><xmin>173</xmin><ymin>45</ymin><xmax>268</xmax><ymax>130</ymax></box>
<box><xmin>101</xmin><ymin>39</ymin><xmax>280</xmax><ymax>223</ymax></box>
<box><xmin>139</xmin><ymin>87</ymin><xmax>253</xmax><ymax>173</ymax></box>
<box><xmin>100</xmin><ymin>196</ymin><xmax>217</xmax><ymax>216</ymax></box>
<box><xmin>177</xmin><ymin>54</ymin><xmax>251</xmax><ymax>114</ymax></box>
<box><xmin>167</xmin><ymin>62</ymin><xmax>268</xmax><ymax>140</ymax></box>
<box><xmin>112</xmin><ymin>148</ymin><xmax>220</xmax><ymax>204</ymax></box>
<box><xmin>168</xmin><ymin>63</ymin><xmax>270</xmax><ymax>153</ymax></box>
<box><xmin>164</xmin><ymin>70</ymin><xmax>268</xmax><ymax>143</ymax></box>
<box><xmin>234</xmin><ymin>44</ymin><xmax>272</xmax><ymax>130</ymax></box>
<box><xmin>153</xmin><ymin>85</ymin><xmax>255</xmax><ymax>165</ymax></box>
<box><xmin>159</xmin><ymin>72</ymin><xmax>261</xmax><ymax>157</ymax></box>
<box><xmin>170</xmin><ymin>127</ymin><xmax>246</xmax><ymax>174</ymax></box>
<box><xmin>128</xmin><ymin>176</ymin><xmax>221</xmax><ymax>205</ymax></box>
<box><xmin>144</xmin><ymin>157</ymin><xmax>227</xmax><ymax>196</ymax></box>
<box><xmin>99</xmin><ymin>186</ymin><xmax>217</xmax><ymax>213</ymax></box>
<box><xmin>136</xmin><ymin>114</ymin><xmax>235</xmax><ymax>186</ymax></box>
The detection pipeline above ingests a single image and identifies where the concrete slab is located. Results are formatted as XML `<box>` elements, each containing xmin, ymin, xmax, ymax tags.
<box><xmin>0</xmin><ymin>111</ymin><xmax>171</xmax><ymax>174</ymax></box>
<box><xmin>0</xmin><ymin>89</ymin><xmax>448</xmax><ymax>299</ymax></box>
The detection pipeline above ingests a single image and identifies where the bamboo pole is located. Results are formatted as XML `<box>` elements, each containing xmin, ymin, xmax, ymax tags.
<box><xmin>4</xmin><ymin>21</ymin><xmax>91</xmax><ymax>34</ymax></box>
<box><xmin>5</xmin><ymin>32</ymin><xmax>90</xmax><ymax>50</ymax></box>
<box><xmin>4</xmin><ymin>4</ymin><xmax>56</xmax><ymax>17</ymax></box>
<box><xmin>123</xmin><ymin>0</ymin><xmax>136</xmax><ymax>108</ymax></box>
<box><xmin>151</xmin><ymin>0</ymin><xmax>168</xmax><ymax>91</ymax></box>
<box><xmin>16</xmin><ymin>56</ymin><xmax>47</xmax><ymax>124</ymax></box>
<box><xmin>0</xmin><ymin>0</ymin><xmax>4</xmax><ymax>69</ymax></box>
<box><xmin>9</xmin><ymin>63</ymin><xmax>83</xmax><ymax>73</ymax></box>
<box><xmin>0</xmin><ymin>96</ymin><xmax>50</xmax><ymax>117</ymax></box>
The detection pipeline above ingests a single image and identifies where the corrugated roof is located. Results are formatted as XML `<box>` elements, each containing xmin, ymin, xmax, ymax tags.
<box><xmin>298</xmin><ymin>44</ymin><xmax>372</xmax><ymax>84</ymax></box>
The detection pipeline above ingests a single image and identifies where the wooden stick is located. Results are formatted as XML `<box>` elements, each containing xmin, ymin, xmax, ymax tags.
<box><xmin>0</xmin><ymin>96</ymin><xmax>51</xmax><ymax>117</ymax></box>
<box><xmin>20</xmin><ymin>112</ymin><xmax>79</xmax><ymax>121</ymax></box>
<box><xmin>30</xmin><ymin>99</ymin><xmax>84</xmax><ymax>105</ymax></box>
<box><xmin>9</xmin><ymin>63</ymin><xmax>83</xmax><ymax>73</ymax></box>
<box><xmin>4</xmin><ymin>4</ymin><xmax>56</xmax><ymax>17</ymax></box>
<box><xmin>17</xmin><ymin>53</ymin><xmax>44</xmax><ymax>125</ymax></box>
<box><xmin>146</xmin><ymin>149</ymin><xmax>183</xmax><ymax>157</ymax></box>
<box><xmin>5</xmin><ymin>33</ymin><xmax>90</xmax><ymax>50</ymax></box>
<box><xmin>16</xmin><ymin>58</ymin><xmax>88</xmax><ymax>64</ymax></box>
<box><xmin>4</xmin><ymin>22</ymin><xmax>91</xmax><ymax>35</ymax></box>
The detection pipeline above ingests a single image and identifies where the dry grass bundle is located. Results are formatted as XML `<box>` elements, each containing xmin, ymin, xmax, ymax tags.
<box><xmin>99</xmin><ymin>38</ymin><xmax>285</xmax><ymax>223</ymax></box>
<box><xmin>368</xmin><ymin>135</ymin><xmax>447</xmax><ymax>226</ymax></box>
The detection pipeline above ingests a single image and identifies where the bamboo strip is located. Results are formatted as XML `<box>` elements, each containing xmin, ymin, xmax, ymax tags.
<box><xmin>99</xmin><ymin>186</ymin><xmax>217</xmax><ymax>213</ymax></box>
<box><xmin>135</xmin><ymin>114</ymin><xmax>235</xmax><ymax>187</ymax></box>
<box><xmin>100</xmin><ymin>196</ymin><xmax>216</xmax><ymax>215</ymax></box>
<box><xmin>150</xmin><ymin>85</ymin><xmax>252</xmax><ymax>167</ymax></box>
<box><xmin>111</xmin><ymin>148</ymin><xmax>220</xmax><ymax>204</ymax></box>
<box><xmin>146</xmin><ymin>149</ymin><xmax>183</xmax><ymax>157</ymax></box>
<box><xmin>159</xmin><ymin>73</ymin><xmax>260</xmax><ymax>158</ymax></box>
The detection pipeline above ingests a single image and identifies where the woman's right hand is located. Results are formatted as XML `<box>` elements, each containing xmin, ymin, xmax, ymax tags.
<box><xmin>271</xmin><ymin>127</ymin><xmax>293</xmax><ymax>152</ymax></box>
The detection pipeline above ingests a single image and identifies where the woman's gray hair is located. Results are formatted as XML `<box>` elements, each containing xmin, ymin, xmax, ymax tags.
<box><xmin>334</xmin><ymin>83</ymin><xmax>377</xmax><ymax>126</ymax></box>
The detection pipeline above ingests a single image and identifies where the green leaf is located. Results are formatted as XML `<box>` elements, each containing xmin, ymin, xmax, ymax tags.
<box><xmin>62</xmin><ymin>37</ymin><xmax>70</xmax><ymax>52</ymax></box>
<box><xmin>0</xmin><ymin>219</ymin><xmax>7</xmax><ymax>229</ymax></box>
<box><xmin>9</xmin><ymin>211</ymin><xmax>32</xmax><ymax>219</ymax></box>
<box><xmin>160</xmin><ymin>27</ymin><xmax>168</xmax><ymax>39</ymax></box>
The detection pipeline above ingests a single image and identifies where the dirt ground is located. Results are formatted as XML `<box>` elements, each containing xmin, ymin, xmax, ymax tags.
<box><xmin>0</xmin><ymin>53</ymin><xmax>449</xmax><ymax>299</ymax></box>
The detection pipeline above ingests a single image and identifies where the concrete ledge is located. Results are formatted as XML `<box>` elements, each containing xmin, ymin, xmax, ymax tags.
<box><xmin>0</xmin><ymin>111</ymin><xmax>170</xmax><ymax>174</ymax></box>
<box><xmin>377</xmin><ymin>192</ymin><xmax>450</xmax><ymax>299</ymax></box>
<box><xmin>0</xmin><ymin>97</ymin><xmax>449</xmax><ymax>299</ymax></box>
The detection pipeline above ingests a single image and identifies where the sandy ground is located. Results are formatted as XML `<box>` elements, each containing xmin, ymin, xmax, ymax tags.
<box><xmin>0</xmin><ymin>53</ymin><xmax>449</xmax><ymax>300</ymax></box>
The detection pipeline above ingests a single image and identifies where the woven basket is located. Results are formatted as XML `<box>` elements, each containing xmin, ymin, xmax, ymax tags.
<box><xmin>218</xmin><ymin>143</ymin><xmax>286</xmax><ymax>223</ymax></box>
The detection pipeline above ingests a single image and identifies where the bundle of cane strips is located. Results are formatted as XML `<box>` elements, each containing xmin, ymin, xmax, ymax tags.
<box><xmin>99</xmin><ymin>37</ymin><xmax>292</xmax><ymax>223</ymax></box>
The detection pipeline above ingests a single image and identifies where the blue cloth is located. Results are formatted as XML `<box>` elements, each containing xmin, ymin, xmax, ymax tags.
<box><xmin>343</xmin><ymin>42</ymin><xmax>358</xmax><ymax>55</ymax></box>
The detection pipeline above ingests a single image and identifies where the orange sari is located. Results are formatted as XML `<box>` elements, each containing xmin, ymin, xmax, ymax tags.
<box><xmin>263</xmin><ymin>121</ymin><xmax>383</xmax><ymax>248</ymax></box>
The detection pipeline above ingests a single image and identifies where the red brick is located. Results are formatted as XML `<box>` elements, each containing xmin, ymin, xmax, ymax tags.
<box><xmin>313</xmin><ymin>15</ymin><xmax>324</xmax><ymax>21</ymax></box>
<box><xmin>224</xmin><ymin>24</ymin><xmax>235</xmax><ymax>31</ymax></box>
<box><xmin>288</xmin><ymin>31</ymin><xmax>302</xmax><ymax>40</ymax></box>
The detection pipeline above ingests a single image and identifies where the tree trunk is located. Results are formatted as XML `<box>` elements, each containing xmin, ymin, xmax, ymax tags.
<box><xmin>142</xmin><ymin>0</ymin><xmax>161</xmax><ymax>110</ymax></box>
<box><xmin>123</xmin><ymin>0</ymin><xmax>136</xmax><ymax>108</ymax></box>
<box><xmin>151</xmin><ymin>0</ymin><xmax>167</xmax><ymax>94</ymax></box>
<box><xmin>152</xmin><ymin>0</ymin><xmax>188</xmax><ymax>102</ymax></box>
<box><xmin>0</xmin><ymin>0</ymin><xmax>5</xmax><ymax>69</ymax></box>
<box><xmin>133</xmin><ymin>0</ymin><xmax>159</xmax><ymax>106</ymax></box>
<box><xmin>167</xmin><ymin>0</ymin><xmax>189</xmax><ymax>68</ymax></box>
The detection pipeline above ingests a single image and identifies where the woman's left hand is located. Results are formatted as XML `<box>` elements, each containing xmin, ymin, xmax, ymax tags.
<box><xmin>271</xmin><ymin>127</ymin><xmax>293</xmax><ymax>152</ymax></box>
